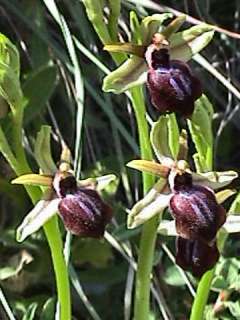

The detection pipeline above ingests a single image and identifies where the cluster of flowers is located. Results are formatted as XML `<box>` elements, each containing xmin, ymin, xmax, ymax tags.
<box><xmin>17</xmin><ymin>20</ymin><xmax>233</xmax><ymax>278</ymax></box>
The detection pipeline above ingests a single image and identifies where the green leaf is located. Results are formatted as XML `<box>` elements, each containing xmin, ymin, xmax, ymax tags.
<box><xmin>151</xmin><ymin>114</ymin><xmax>179</xmax><ymax>163</ymax></box>
<box><xmin>187</xmin><ymin>94</ymin><xmax>214</xmax><ymax>172</ymax></box>
<box><xmin>170</xmin><ymin>24</ymin><xmax>214</xmax><ymax>61</ymax></box>
<box><xmin>23</xmin><ymin>64</ymin><xmax>57</xmax><ymax>125</ymax></box>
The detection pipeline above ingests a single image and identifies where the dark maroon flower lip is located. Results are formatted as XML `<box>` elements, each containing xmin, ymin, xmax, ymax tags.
<box><xmin>145</xmin><ymin>47</ymin><xmax>202</xmax><ymax>117</ymax></box>
<box><xmin>58</xmin><ymin>185</ymin><xmax>112</xmax><ymax>238</ymax></box>
<box><xmin>53</xmin><ymin>172</ymin><xmax>113</xmax><ymax>238</ymax></box>
<box><xmin>170</xmin><ymin>179</ymin><xmax>226</xmax><ymax>244</ymax></box>
<box><xmin>176</xmin><ymin>237</ymin><xmax>219</xmax><ymax>277</ymax></box>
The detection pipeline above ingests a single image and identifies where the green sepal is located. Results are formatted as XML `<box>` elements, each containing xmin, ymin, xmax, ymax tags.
<box><xmin>16</xmin><ymin>190</ymin><xmax>59</xmax><ymax>242</ymax></box>
<box><xmin>127</xmin><ymin>178</ymin><xmax>168</xmax><ymax>229</ymax></box>
<box><xmin>170</xmin><ymin>24</ymin><xmax>214</xmax><ymax>61</ymax></box>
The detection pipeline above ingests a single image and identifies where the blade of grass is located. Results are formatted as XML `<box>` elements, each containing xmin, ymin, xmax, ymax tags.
<box><xmin>0</xmin><ymin>287</ymin><xmax>17</xmax><ymax>320</ymax></box>
<box><xmin>69</xmin><ymin>264</ymin><xmax>102</xmax><ymax>320</ymax></box>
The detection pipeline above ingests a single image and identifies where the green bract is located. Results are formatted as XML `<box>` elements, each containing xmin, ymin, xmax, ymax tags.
<box><xmin>0</xmin><ymin>34</ymin><xmax>22</xmax><ymax>111</ymax></box>
<box><xmin>103</xmin><ymin>15</ymin><xmax>214</xmax><ymax>94</ymax></box>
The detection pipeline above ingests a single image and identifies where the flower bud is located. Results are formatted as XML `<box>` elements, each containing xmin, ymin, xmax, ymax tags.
<box><xmin>169</xmin><ymin>173</ymin><xmax>226</xmax><ymax>243</ymax></box>
<box><xmin>145</xmin><ymin>46</ymin><xmax>202</xmax><ymax>117</ymax></box>
<box><xmin>58</xmin><ymin>188</ymin><xmax>112</xmax><ymax>238</ymax></box>
<box><xmin>176</xmin><ymin>237</ymin><xmax>219</xmax><ymax>277</ymax></box>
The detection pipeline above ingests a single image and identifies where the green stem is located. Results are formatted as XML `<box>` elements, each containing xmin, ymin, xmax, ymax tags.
<box><xmin>44</xmin><ymin>217</ymin><xmax>71</xmax><ymax>320</ymax></box>
<box><xmin>131</xmin><ymin>87</ymin><xmax>157</xmax><ymax>320</ymax></box>
<box><xmin>0</xmin><ymin>116</ymin><xmax>71</xmax><ymax>320</ymax></box>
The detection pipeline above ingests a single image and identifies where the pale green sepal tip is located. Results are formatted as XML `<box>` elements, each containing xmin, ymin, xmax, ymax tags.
<box><xmin>16</xmin><ymin>197</ymin><xmax>60</xmax><ymax>242</ymax></box>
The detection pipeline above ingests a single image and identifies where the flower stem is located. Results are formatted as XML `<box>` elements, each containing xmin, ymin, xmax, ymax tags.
<box><xmin>0</xmin><ymin>115</ymin><xmax>71</xmax><ymax>319</ymax></box>
<box><xmin>44</xmin><ymin>217</ymin><xmax>71</xmax><ymax>320</ymax></box>
<box><xmin>130</xmin><ymin>87</ymin><xmax>157</xmax><ymax>320</ymax></box>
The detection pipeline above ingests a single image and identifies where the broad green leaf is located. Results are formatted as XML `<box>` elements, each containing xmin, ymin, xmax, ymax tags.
<box><xmin>187</xmin><ymin>95</ymin><xmax>214</xmax><ymax>172</ymax></box>
<box><xmin>23</xmin><ymin>64</ymin><xmax>57</xmax><ymax>125</ymax></box>
<box><xmin>170</xmin><ymin>24</ymin><xmax>214</xmax><ymax>61</ymax></box>
<box><xmin>151</xmin><ymin>114</ymin><xmax>179</xmax><ymax>163</ymax></box>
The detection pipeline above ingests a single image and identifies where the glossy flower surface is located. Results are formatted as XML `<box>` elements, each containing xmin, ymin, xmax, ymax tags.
<box><xmin>146</xmin><ymin>46</ymin><xmax>202</xmax><ymax>117</ymax></box>
<box><xmin>176</xmin><ymin>237</ymin><xmax>219</xmax><ymax>277</ymax></box>
<box><xmin>169</xmin><ymin>173</ymin><xmax>226</xmax><ymax>244</ymax></box>
<box><xmin>58</xmin><ymin>187</ymin><xmax>112</xmax><ymax>238</ymax></box>
<box><xmin>54</xmin><ymin>172</ymin><xmax>112</xmax><ymax>238</ymax></box>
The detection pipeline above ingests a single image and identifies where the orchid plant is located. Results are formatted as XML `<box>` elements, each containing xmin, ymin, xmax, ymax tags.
<box><xmin>0</xmin><ymin>1</ymin><xmax>239</xmax><ymax>320</ymax></box>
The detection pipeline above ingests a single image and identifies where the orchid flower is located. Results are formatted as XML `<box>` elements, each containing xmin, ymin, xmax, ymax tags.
<box><xmin>126</xmin><ymin>113</ymin><xmax>238</xmax><ymax>277</ymax></box>
<box><xmin>103</xmin><ymin>14</ymin><xmax>214</xmax><ymax>116</ymax></box>
<box><xmin>12</xmin><ymin>155</ymin><xmax>116</xmax><ymax>243</ymax></box>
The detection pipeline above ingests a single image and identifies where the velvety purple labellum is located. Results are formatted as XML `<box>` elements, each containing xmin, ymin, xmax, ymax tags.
<box><xmin>176</xmin><ymin>237</ymin><xmax>219</xmax><ymax>277</ymax></box>
<box><xmin>146</xmin><ymin>49</ymin><xmax>202</xmax><ymax>117</ymax></box>
<box><xmin>58</xmin><ymin>188</ymin><xmax>112</xmax><ymax>238</ymax></box>
<box><xmin>170</xmin><ymin>184</ymin><xmax>226</xmax><ymax>243</ymax></box>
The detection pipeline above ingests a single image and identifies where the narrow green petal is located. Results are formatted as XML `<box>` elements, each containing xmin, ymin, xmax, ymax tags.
<box><xmin>127</xmin><ymin>159</ymin><xmax>170</xmax><ymax>177</ymax></box>
<box><xmin>12</xmin><ymin>174</ymin><xmax>53</xmax><ymax>186</ymax></box>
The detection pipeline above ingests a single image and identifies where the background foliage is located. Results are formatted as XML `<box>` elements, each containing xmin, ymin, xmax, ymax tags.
<box><xmin>0</xmin><ymin>0</ymin><xmax>240</xmax><ymax>319</ymax></box>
